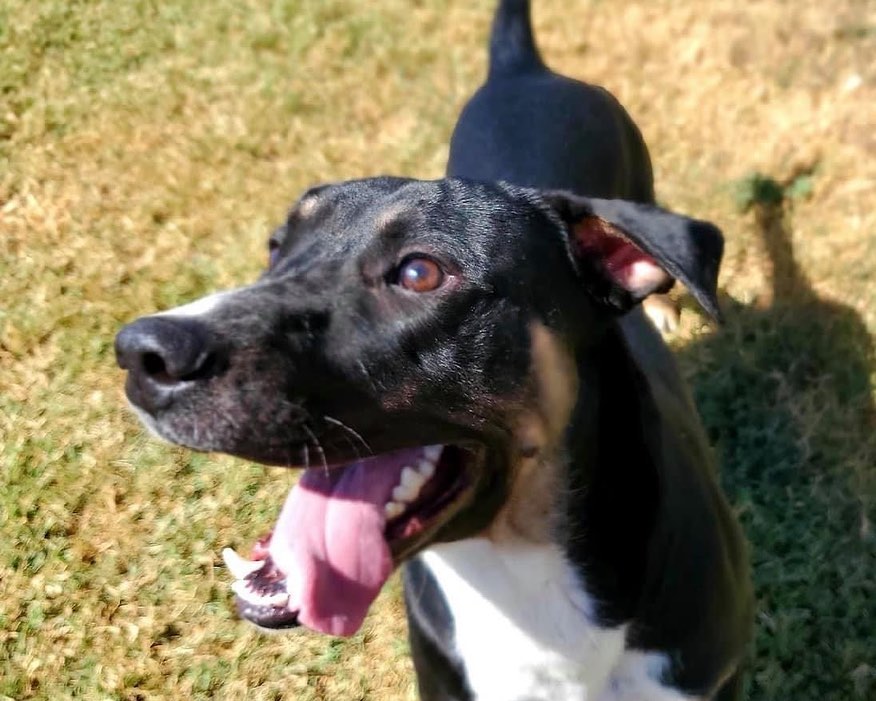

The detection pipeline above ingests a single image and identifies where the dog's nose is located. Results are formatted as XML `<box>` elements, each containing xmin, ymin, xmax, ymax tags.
<box><xmin>115</xmin><ymin>316</ymin><xmax>223</xmax><ymax>411</ymax></box>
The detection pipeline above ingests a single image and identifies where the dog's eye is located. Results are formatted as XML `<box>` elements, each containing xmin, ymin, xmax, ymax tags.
<box><xmin>397</xmin><ymin>256</ymin><xmax>445</xmax><ymax>293</ymax></box>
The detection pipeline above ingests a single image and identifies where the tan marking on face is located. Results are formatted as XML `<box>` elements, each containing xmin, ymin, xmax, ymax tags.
<box><xmin>487</xmin><ymin>322</ymin><xmax>578</xmax><ymax>544</ymax></box>
<box><xmin>297</xmin><ymin>194</ymin><xmax>321</xmax><ymax>218</ymax></box>
<box><xmin>373</xmin><ymin>202</ymin><xmax>412</xmax><ymax>235</ymax></box>
<box><xmin>528</xmin><ymin>322</ymin><xmax>579</xmax><ymax>439</ymax></box>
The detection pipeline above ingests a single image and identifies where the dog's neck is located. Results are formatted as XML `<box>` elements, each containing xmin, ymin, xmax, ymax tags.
<box><xmin>559</xmin><ymin>322</ymin><xmax>661</xmax><ymax>625</ymax></box>
<box><xmin>478</xmin><ymin>320</ymin><xmax>661</xmax><ymax>618</ymax></box>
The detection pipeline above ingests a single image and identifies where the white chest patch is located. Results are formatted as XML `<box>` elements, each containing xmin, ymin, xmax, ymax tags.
<box><xmin>419</xmin><ymin>539</ymin><xmax>696</xmax><ymax>701</ymax></box>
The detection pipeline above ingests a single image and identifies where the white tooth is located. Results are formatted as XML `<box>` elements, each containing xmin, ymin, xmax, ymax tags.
<box><xmin>423</xmin><ymin>445</ymin><xmax>443</xmax><ymax>462</ymax></box>
<box><xmin>417</xmin><ymin>459</ymin><xmax>436</xmax><ymax>480</ymax></box>
<box><xmin>400</xmin><ymin>467</ymin><xmax>425</xmax><ymax>491</ymax></box>
<box><xmin>392</xmin><ymin>484</ymin><xmax>417</xmax><ymax>503</ymax></box>
<box><xmin>384</xmin><ymin>501</ymin><xmax>404</xmax><ymax>519</ymax></box>
<box><xmin>231</xmin><ymin>580</ymin><xmax>289</xmax><ymax>608</ymax></box>
<box><xmin>223</xmin><ymin>547</ymin><xmax>264</xmax><ymax>579</ymax></box>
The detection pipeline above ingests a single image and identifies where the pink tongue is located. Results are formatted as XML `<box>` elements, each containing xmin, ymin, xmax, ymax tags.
<box><xmin>268</xmin><ymin>449</ymin><xmax>423</xmax><ymax>636</ymax></box>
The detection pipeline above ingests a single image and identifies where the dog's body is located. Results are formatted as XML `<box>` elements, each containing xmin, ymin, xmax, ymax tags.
<box><xmin>448</xmin><ymin>2</ymin><xmax>685</xmax><ymax>340</ymax></box>
<box><xmin>447</xmin><ymin>0</ymin><xmax>654</xmax><ymax>202</ymax></box>
<box><xmin>116</xmin><ymin>1</ymin><xmax>751</xmax><ymax>699</ymax></box>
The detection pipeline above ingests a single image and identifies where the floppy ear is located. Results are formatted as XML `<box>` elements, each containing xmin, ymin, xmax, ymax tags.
<box><xmin>543</xmin><ymin>191</ymin><xmax>724</xmax><ymax>321</ymax></box>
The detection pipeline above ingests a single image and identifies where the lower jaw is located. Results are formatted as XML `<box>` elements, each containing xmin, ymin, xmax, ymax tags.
<box><xmin>231</xmin><ymin>508</ymin><xmax>471</xmax><ymax>632</ymax></box>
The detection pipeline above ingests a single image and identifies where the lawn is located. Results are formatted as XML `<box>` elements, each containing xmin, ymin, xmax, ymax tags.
<box><xmin>1</xmin><ymin>1</ymin><xmax>874</xmax><ymax>699</ymax></box>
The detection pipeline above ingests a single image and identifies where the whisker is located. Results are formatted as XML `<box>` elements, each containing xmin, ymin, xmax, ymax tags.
<box><xmin>301</xmin><ymin>424</ymin><xmax>329</xmax><ymax>477</ymax></box>
<box><xmin>323</xmin><ymin>415</ymin><xmax>373</xmax><ymax>456</ymax></box>
<box><xmin>326</xmin><ymin>430</ymin><xmax>362</xmax><ymax>459</ymax></box>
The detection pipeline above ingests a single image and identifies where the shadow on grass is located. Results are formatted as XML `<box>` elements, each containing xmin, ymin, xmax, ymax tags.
<box><xmin>677</xmin><ymin>181</ymin><xmax>876</xmax><ymax>701</ymax></box>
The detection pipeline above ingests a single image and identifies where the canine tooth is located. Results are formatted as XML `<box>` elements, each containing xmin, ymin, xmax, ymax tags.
<box><xmin>222</xmin><ymin>547</ymin><xmax>265</xmax><ymax>579</ymax></box>
<box><xmin>392</xmin><ymin>484</ymin><xmax>418</xmax><ymax>503</ymax></box>
<box><xmin>423</xmin><ymin>445</ymin><xmax>443</xmax><ymax>462</ymax></box>
<box><xmin>384</xmin><ymin>501</ymin><xmax>404</xmax><ymax>519</ymax></box>
<box><xmin>417</xmin><ymin>459</ymin><xmax>436</xmax><ymax>480</ymax></box>
<box><xmin>400</xmin><ymin>467</ymin><xmax>425</xmax><ymax>491</ymax></box>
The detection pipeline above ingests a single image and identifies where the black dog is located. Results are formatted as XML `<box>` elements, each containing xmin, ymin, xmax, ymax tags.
<box><xmin>116</xmin><ymin>1</ymin><xmax>752</xmax><ymax>699</ymax></box>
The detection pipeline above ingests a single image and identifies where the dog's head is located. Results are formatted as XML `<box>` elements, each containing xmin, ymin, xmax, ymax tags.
<box><xmin>115</xmin><ymin>177</ymin><xmax>722</xmax><ymax>635</ymax></box>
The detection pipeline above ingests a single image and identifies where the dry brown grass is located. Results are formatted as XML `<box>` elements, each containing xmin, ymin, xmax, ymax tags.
<box><xmin>1</xmin><ymin>1</ymin><xmax>874</xmax><ymax>699</ymax></box>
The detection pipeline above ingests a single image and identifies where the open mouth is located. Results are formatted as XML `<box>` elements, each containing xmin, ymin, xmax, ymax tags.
<box><xmin>222</xmin><ymin>444</ymin><xmax>477</xmax><ymax>636</ymax></box>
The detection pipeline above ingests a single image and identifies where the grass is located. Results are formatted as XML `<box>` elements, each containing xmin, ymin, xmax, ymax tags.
<box><xmin>1</xmin><ymin>0</ymin><xmax>874</xmax><ymax>699</ymax></box>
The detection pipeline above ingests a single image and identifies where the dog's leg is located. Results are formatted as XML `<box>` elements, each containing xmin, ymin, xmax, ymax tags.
<box><xmin>403</xmin><ymin>561</ymin><xmax>473</xmax><ymax>701</ymax></box>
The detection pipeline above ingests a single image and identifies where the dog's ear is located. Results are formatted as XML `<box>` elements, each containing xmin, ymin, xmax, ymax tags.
<box><xmin>543</xmin><ymin>192</ymin><xmax>724</xmax><ymax>321</ymax></box>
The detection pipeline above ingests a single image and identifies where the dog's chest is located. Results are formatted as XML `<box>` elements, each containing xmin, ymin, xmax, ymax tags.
<box><xmin>419</xmin><ymin>540</ymin><xmax>692</xmax><ymax>701</ymax></box>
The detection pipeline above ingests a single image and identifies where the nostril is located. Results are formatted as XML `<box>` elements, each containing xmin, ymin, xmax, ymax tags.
<box><xmin>116</xmin><ymin>316</ymin><xmax>225</xmax><ymax>386</ymax></box>
<box><xmin>142</xmin><ymin>352</ymin><xmax>166</xmax><ymax>375</ymax></box>
<box><xmin>141</xmin><ymin>349</ymin><xmax>218</xmax><ymax>385</ymax></box>
<box><xmin>140</xmin><ymin>353</ymin><xmax>186</xmax><ymax>385</ymax></box>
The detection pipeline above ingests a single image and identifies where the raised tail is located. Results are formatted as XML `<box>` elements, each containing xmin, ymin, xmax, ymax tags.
<box><xmin>489</xmin><ymin>0</ymin><xmax>546</xmax><ymax>77</ymax></box>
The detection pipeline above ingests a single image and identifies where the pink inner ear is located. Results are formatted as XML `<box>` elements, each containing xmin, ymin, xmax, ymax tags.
<box><xmin>572</xmin><ymin>217</ymin><xmax>672</xmax><ymax>297</ymax></box>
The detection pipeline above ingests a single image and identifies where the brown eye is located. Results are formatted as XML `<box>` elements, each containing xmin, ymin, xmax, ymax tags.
<box><xmin>398</xmin><ymin>256</ymin><xmax>445</xmax><ymax>293</ymax></box>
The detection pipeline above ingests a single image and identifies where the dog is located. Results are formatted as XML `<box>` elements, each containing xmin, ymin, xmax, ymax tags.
<box><xmin>115</xmin><ymin>1</ymin><xmax>752</xmax><ymax>699</ymax></box>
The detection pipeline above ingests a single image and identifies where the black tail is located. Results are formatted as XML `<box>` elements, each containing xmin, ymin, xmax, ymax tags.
<box><xmin>489</xmin><ymin>0</ymin><xmax>545</xmax><ymax>77</ymax></box>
